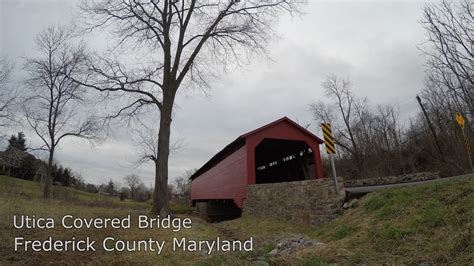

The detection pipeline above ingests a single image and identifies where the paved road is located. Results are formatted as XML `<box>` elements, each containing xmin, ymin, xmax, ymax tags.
<box><xmin>345</xmin><ymin>173</ymin><xmax>474</xmax><ymax>195</ymax></box>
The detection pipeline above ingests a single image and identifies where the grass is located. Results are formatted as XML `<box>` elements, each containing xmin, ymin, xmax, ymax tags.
<box><xmin>1</xmin><ymin>175</ymin><xmax>473</xmax><ymax>265</ymax></box>
<box><xmin>0</xmin><ymin>176</ymin><xmax>228</xmax><ymax>265</ymax></box>
<box><xmin>307</xmin><ymin>178</ymin><xmax>474</xmax><ymax>264</ymax></box>
<box><xmin>300</xmin><ymin>256</ymin><xmax>329</xmax><ymax>266</ymax></box>
<box><xmin>332</xmin><ymin>224</ymin><xmax>357</xmax><ymax>240</ymax></box>
<box><xmin>0</xmin><ymin>174</ymin><xmax>148</xmax><ymax>210</ymax></box>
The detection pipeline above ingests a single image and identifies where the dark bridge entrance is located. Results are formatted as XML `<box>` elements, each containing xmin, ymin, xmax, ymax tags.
<box><xmin>255</xmin><ymin>138</ymin><xmax>315</xmax><ymax>184</ymax></box>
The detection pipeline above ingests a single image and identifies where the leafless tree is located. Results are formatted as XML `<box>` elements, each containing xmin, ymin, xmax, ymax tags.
<box><xmin>77</xmin><ymin>0</ymin><xmax>300</xmax><ymax>215</ymax></box>
<box><xmin>418</xmin><ymin>0</ymin><xmax>473</xmax><ymax>173</ymax></box>
<box><xmin>23</xmin><ymin>26</ymin><xmax>100</xmax><ymax>198</ymax></box>
<box><xmin>312</xmin><ymin>75</ymin><xmax>361</xmax><ymax>162</ymax></box>
<box><xmin>173</xmin><ymin>176</ymin><xmax>190</xmax><ymax>199</ymax></box>
<box><xmin>131</xmin><ymin>118</ymin><xmax>183</xmax><ymax>166</ymax></box>
<box><xmin>123</xmin><ymin>174</ymin><xmax>141</xmax><ymax>200</ymax></box>
<box><xmin>0</xmin><ymin>57</ymin><xmax>16</xmax><ymax>133</ymax></box>
<box><xmin>311</xmin><ymin>75</ymin><xmax>410</xmax><ymax>178</ymax></box>
<box><xmin>173</xmin><ymin>168</ymin><xmax>195</xmax><ymax>197</ymax></box>
<box><xmin>420</xmin><ymin>0</ymin><xmax>473</xmax><ymax>123</ymax></box>
<box><xmin>135</xmin><ymin>182</ymin><xmax>153</xmax><ymax>202</ymax></box>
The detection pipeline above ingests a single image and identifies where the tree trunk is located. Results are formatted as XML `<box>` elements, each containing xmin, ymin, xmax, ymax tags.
<box><xmin>151</xmin><ymin>98</ymin><xmax>173</xmax><ymax>216</ymax></box>
<box><xmin>43</xmin><ymin>149</ymin><xmax>54</xmax><ymax>199</ymax></box>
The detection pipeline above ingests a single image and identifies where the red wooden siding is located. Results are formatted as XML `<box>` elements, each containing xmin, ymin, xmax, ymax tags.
<box><xmin>190</xmin><ymin>146</ymin><xmax>248</xmax><ymax>208</ymax></box>
<box><xmin>190</xmin><ymin>117</ymin><xmax>325</xmax><ymax>209</ymax></box>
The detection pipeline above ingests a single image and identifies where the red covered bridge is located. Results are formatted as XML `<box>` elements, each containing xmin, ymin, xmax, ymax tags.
<box><xmin>190</xmin><ymin>117</ymin><xmax>325</xmax><ymax>212</ymax></box>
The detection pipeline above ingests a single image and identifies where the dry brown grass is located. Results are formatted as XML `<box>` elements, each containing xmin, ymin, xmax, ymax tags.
<box><xmin>2</xmin><ymin>175</ymin><xmax>473</xmax><ymax>265</ymax></box>
<box><xmin>0</xmin><ymin>176</ymin><xmax>232</xmax><ymax>265</ymax></box>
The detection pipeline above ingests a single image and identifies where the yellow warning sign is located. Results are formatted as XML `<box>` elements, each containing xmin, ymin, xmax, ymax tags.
<box><xmin>455</xmin><ymin>112</ymin><xmax>465</xmax><ymax>129</ymax></box>
<box><xmin>321</xmin><ymin>123</ymin><xmax>336</xmax><ymax>154</ymax></box>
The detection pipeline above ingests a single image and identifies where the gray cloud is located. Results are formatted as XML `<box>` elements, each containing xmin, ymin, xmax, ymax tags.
<box><xmin>1</xmin><ymin>0</ymin><xmax>429</xmax><ymax>185</ymax></box>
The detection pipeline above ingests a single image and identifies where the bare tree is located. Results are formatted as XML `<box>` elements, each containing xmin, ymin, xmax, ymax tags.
<box><xmin>123</xmin><ymin>174</ymin><xmax>141</xmax><ymax>200</ymax></box>
<box><xmin>0</xmin><ymin>57</ymin><xmax>16</xmax><ymax>132</ymax></box>
<box><xmin>77</xmin><ymin>0</ymin><xmax>300</xmax><ymax>215</ymax></box>
<box><xmin>420</xmin><ymin>0</ymin><xmax>473</xmax><ymax>123</ymax></box>
<box><xmin>173</xmin><ymin>168</ymin><xmax>195</xmax><ymax>199</ymax></box>
<box><xmin>311</xmin><ymin>75</ymin><xmax>409</xmax><ymax>178</ymax></box>
<box><xmin>131</xmin><ymin>118</ymin><xmax>183</xmax><ymax>166</ymax></box>
<box><xmin>312</xmin><ymin>75</ymin><xmax>361</xmax><ymax>161</ymax></box>
<box><xmin>418</xmin><ymin>0</ymin><xmax>473</xmax><ymax>173</ymax></box>
<box><xmin>23</xmin><ymin>26</ymin><xmax>99</xmax><ymax>198</ymax></box>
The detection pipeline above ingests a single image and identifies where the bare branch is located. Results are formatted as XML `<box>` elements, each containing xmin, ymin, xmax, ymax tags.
<box><xmin>0</xmin><ymin>57</ymin><xmax>16</xmax><ymax>131</ymax></box>
<box><xmin>23</xmin><ymin>25</ymin><xmax>101</xmax><ymax>198</ymax></box>
<box><xmin>79</xmin><ymin>0</ymin><xmax>302</xmax><ymax>214</ymax></box>
<box><xmin>420</xmin><ymin>0</ymin><xmax>473</xmax><ymax>121</ymax></box>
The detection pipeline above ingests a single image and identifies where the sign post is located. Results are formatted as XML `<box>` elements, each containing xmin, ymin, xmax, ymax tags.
<box><xmin>455</xmin><ymin>112</ymin><xmax>473</xmax><ymax>173</ymax></box>
<box><xmin>321</xmin><ymin>123</ymin><xmax>338</xmax><ymax>193</ymax></box>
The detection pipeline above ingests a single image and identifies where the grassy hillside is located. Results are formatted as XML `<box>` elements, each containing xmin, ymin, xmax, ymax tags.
<box><xmin>306</xmin><ymin>177</ymin><xmax>474</xmax><ymax>264</ymax></box>
<box><xmin>0</xmin><ymin>174</ymin><xmax>149</xmax><ymax>210</ymax></box>
<box><xmin>216</xmin><ymin>177</ymin><xmax>474</xmax><ymax>264</ymax></box>
<box><xmin>0</xmin><ymin>176</ymin><xmax>216</xmax><ymax>265</ymax></box>
<box><xmin>1</xmin><ymin>175</ymin><xmax>473</xmax><ymax>265</ymax></box>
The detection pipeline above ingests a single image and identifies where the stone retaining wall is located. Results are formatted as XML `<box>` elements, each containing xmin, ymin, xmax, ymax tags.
<box><xmin>344</xmin><ymin>172</ymin><xmax>440</xmax><ymax>187</ymax></box>
<box><xmin>242</xmin><ymin>178</ymin><xmax>345</xmax><ymax>226</ymax></box>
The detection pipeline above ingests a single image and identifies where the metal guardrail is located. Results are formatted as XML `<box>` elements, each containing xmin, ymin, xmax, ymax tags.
<box><xmin>345</xmin><ymin>174</ymin><xmax>474</xmax><ymax>195</ymax></box>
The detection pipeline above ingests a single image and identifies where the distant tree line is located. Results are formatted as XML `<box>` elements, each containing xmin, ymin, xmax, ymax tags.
<box><xmin>168</xmin><ymin>169</ymin><xmax>194</xmax><ymax>205</ymax></box>
<box><xmin>312</xmin><ymin>0</ymin><xmax>472</xmax><ymax>179</ymax></box>
<box><xmin>0</xmin><ymin>0</ymin><xmax>299</xmax><ymax>215</ymax></box>
<box><xmin>4</xmin><ymin>132</ymin><xmax>90</xmax><ymax>187</ymax></box>
<box><xmin>4</xmin><ymin>131</ymin><xmax>192</xmax><ymax>204</ymax></box>
<box><xmin>0</xmin><ymin>0</ymin><xmax>470</xmax><ymax>211</ymax></box>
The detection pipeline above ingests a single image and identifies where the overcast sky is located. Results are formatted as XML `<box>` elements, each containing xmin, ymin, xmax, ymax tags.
<box><xmin>1</xmin><ymin>0</ymin><xmax>431</xmax><ymax>186</ymax></box>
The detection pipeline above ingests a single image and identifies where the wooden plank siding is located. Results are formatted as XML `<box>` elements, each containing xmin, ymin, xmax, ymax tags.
<box><xmin>190</xmin><ymin>117</ymin><xmax>325</xmax><ymax>209</ymax></box>
<box><xmin>190</xmin><ymin>146</ymin><xmax>248</xmax><ymax>208</ymax></box>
